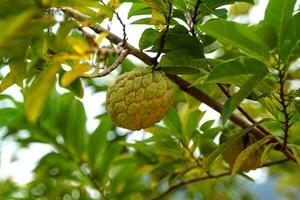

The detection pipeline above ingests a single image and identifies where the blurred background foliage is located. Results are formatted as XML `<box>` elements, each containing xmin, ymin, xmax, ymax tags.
<box><xmin>1</xmin><ymin>0</ymin><xmax>300</xmax><ymax>199</ymax></box>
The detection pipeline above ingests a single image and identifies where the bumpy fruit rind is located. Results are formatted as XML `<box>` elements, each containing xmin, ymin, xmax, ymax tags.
<box><xmin>106</xmin><ymin>67</ymin><xmax>175</xmax><ymax>131</ymax></box>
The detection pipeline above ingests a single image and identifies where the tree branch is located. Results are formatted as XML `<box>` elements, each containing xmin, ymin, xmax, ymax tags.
<box><xmin>81</xmin><ymin>49</ymin><xmax>129</xmax><ymax>78</ymax></box>
<box><xmin>61</xmin><ymin>7</ymin><xmax>296</xmax><ymax>162</ymax></box>
<box><xmin>113</xmin><ymin>10</ymin><xmax>127</xmax><ymax>47</ymax></box>
<box><xmin>151</xmin><ymin>172</ymin><xmax>230</xmax><ymax>200</ymax></box>
<box><xmin>191</xmin><ymin>0</ymin><xmax>202</xmax><ymax>36</ymax></box>
<box><xmin>152</xmin><ymin>158</ymin><xmax>290</xmax><ymax>200</ymax></box>
<box><xmin>260</xmin><ymin>158</ymin><xmax>289</xmax><ymax>167</ymax></box>
<box><xmin>278</xmin><ymin>69</ymin><xmax>290</xmax><ymax>148</ymax></box>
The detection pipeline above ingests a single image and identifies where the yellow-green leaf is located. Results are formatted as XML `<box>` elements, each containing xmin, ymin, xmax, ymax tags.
<box><xmin>61</xmin><ymin>63</ymin><xmax>91</xmax><ymax>87</ymax></box>
<box><xmin>231</xmin><ymin>135</ymin><xmax>273</xmax><ymax>175</ymax></box>
<box><xmin>260</xmin><ymin>142</ymin><xmax>278</xmax><ymax>165</ymax></box>
<box><xmin>203</xmin><ymin>118</ymin><xmax>271</xmax><ymax>170</ymax></box>
<box><xmin>290</xmin><ymin>144</ymin><xmax>300</xmax><ymax>166</ymax></box>
<box><xmin>0</xmin><ymin>72</ymin><xmax>15</xmax><ymax>93</ymax></box>
<box><xmin>109</xmin><ymin>0</ymin><xmax>119</xmax><ymax>9</ymax></box>
<box><xmin>150</xmin><ymin>9</ymin><xmax>166</xmax><ymax>25</ymax></box>
<box><xmin>24</xmin><ymin>63</ymin><xmax>60</xmax><ymax>123</ymax></box>
<box><xmin>9</xmin><ymin>61</ymin><xmax>26</xmax><ymax>87</ymax></box>
<box><xmin>66</xmin><ymin>36</ymin><xmax>90</xmax><ymax>55</ymax></box>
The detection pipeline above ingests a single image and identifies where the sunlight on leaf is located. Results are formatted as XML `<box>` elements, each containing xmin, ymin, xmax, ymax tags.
<box><xmin>61</xmin><ymin>63</ymin><xmax>90</xmax><ymax>87</ymax></box>
<box><xmin>24</xmin><ymin>63</ymin><xmax>60</xmax><ymax>123</ymax></box>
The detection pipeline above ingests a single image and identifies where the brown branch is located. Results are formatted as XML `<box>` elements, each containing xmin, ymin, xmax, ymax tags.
<box><xmin>191</xmin><ymin>0</ymin><xmax>202</xmax><ymax>36</ymax></box>
<box><xmin>152</xmin><ymin>158</ymin><xmax>290</xmax><ymax>200</ymax></box>
<box><xmin>166</xmin><ymin>75</ymin><xmax>295</xmax><ymax>162</ymax></box>
<box><xmin>151</xmin><ymin>172</ymin><xmax>230</xmax><ymax>200</ymax></box>
<box><xmin>278</xmin><ymin>69</ymin><xmax>290</xmax><ymax>148</ymax></box>
<box><xmin>78</xmin><ymin>26</ymin><xmax>99</xmax><ymax>51</ymax></box>
<box><xmin>113</xmin><ymin>10</ymin><xmax>127</xmax><ymax>47</ymax></box>
<box><xmin>81</xmin><ymin>49</ymin><xmax>129</xmax><ymax>78</ymax></box>
<box><xmin>260</xmin><ymin>158</ymin><xmax>289</xmax><ymax>167</ymax></box>
<box><xmin>181</xmin><ymin>141</ymin><xmax>203</xmax><ymax>168</ymax></box>
<box><xmin>61</xmin><ymin>7</ymin><xmax>296</xmax><ymax>162</ymax></box>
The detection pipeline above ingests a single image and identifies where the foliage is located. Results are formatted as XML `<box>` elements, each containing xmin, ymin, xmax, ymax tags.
<box><xmin>1</xmin><ymin>0</ymin><xmax>300</xmax><ymax>199</ymax></box>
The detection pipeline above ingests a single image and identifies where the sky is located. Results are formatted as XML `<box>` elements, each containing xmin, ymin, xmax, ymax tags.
<box><xmin>0</xmin><ymin>0</ymin><xmax>300</xmax><ymax>186</ymax></box>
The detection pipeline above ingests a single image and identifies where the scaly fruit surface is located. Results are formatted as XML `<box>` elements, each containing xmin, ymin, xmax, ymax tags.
<box><xmin>106</xmin><ymin>67</ymin><xmax>174</xmax><ymax>131</ymax></box>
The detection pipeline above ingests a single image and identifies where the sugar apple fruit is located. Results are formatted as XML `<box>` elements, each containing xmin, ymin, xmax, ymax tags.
<box><xmin>106</xmin><ymin>67</ymin><xmax>175</xmax><ymax>131</ymax></box>
<box><xmin>220</xmin><ymin>132</ymin><xmax>262</xmax><ymax>172</ymax></box>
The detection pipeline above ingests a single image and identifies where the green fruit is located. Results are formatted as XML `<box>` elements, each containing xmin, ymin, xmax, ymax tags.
<box><xmin>220</xmin><ymin>132</ymin><xmax>262</xmax><ymax>172</ymax></box>
<box><xmin>106</xmin><ymin>67</ymin><xmax>175</xmax><ymax>131</ymax></box>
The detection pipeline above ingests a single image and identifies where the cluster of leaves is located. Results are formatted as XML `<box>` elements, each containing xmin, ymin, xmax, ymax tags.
<box><xmin>1</xmin><ymin>0</ymin><xmax>300</xmax><ymax>199</ymax></box>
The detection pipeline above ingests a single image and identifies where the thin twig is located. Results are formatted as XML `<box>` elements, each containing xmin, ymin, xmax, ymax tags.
<box><xmin>278</xmin><ymin>69</ymin><xmax>290</xmax><ymax>148</ymax></box>
<box><xmin>78</xmin><ymin>26</ymin><xmax>99</xmax><ymax>51</ymax></box>
<box><xmin>153</xmin><ymin>2</ymin><xmax>172</xmax><ymax>64</ymax></box>
<box><xmin>152</xmin><ymin>157</ymin><xmax>290</xmax><ymax>200</ymax></box>
<box><xmin>81</xmin><ymin>49</ymin><xmax>129</xmax><ymax>78</ymax></box>
<box><xmin>167</xmin><ymin>74</ymin><xmax>296</xmax><ymax>162</ymax></box>
<box><xmin>260</xmin><ymin>158</ymin><xmax>289</xmax><ymax>167</ymax></box>
<box><xmin>113</xmin><ymin>10</ymin><xmax>127</xmax><ymax>47</ymax></box>
<box><xmin>191</xmin><ymin>0</ymin><xmax>202</xmax><ymax>36</ymax></box>
<box><xmin>151</xmin><ymin>172</ymin><xmax>230</xmax><ymax>200</ymax></box>
<box><xmin>181</xmin><ymin>141</ymin><xmax>202</xmax><ymax>168</ymax></box>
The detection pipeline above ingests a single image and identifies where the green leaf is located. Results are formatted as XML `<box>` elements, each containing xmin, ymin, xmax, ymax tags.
<box><xmin>158</xmin><ymin>50</ymin><xmax>219</xmax><ymax>74</ymax></box>
<box><xmin>280</xmin><ymin>12</ymin><xmax>300</xmax><ymax>64</ymax></box>
<box><xmin>163</xmin><ymin>108</ymin><xmax>182</xmax><ymax>137</ymax></box>
<box><xmin>128</xmin><ymin>3</ymin><xmax>151</xmax><ymax>18</ymax></box>
<box><xmin>185</xmin><ymin>109</ymin><xmax>203</xmax><ymax>139</ymax></box>
<box><xmin>222</xmin><ymin>75</ymin><xmax>265</xmax><ymax>125</ymax></box>
<box><xmin>24</xmin><ymin>63</ymin><xmax>60</xmax><ymax>123</ymax></box>
<box><xmin>290</xmin><ymin>144</ymin><xmax>300</xmax><ymax>166</ymax></box>
<box><xmin>150</xmin><ymin>33</ymin><xmax>204</xmax><ymax>56</ymax></box>
<box><xmin>0</xmin><ymin>108</ymin><xmax>23</xmax><ymax>126</ymax></box>
<box><xmin>264</xmin><ymin>0</ymin><xmax>296</xmax><ymax>58</ymax></box>
<box><xmin>8</xmin><ymin>58</ymin><xmax>26</xmax><ymax>88</ymax></box>
<box><xmin>200</xmin><ymin>120</ymin><xmax>215</xmax><ymax>132</ymax></box>
<box><xmin>231</xmin><ymin>135</ymin><xmax>273</xmax><ymax>175</ymax></box>
<box><xmin>139</xmin><ymin>28</ymin><xmax>160</xmax><ymax>50</ymax></box>
<box><xmin>0</xmin><ymin>72</ymin><xmax>15</xmax><ymax>93</ymax></box>
<box><xmin>260</xmin><ymin>142</ymin><xmax>278</xmax><ymax>165</ymax></box>
<box><xmin>65</xmin><ymin>78</ymin><xmax>84</xmax><ymax>98</ymax></box>
<box><xmin>201</xmin><ymin>0</ymin><xmax>254</xmax><ymax>10</ymax></box>
<box><xmin>203</xmin><ymin>118</ymin><xmax>271</xmax><ymax>170</ymax></box>
<box><xmin>0</xmin><ymin>10</ymin><xmax>35</xmax><ymax>60</ymax></box>
<box><xmin>88</xmin><ymin>114</ymin><xmax>119</xmax><ymax>183</ymax></box>
<box><xmin>206</xmin><ymin>57</ymin><xmax>268</xmax><ymax>84</ymax></box>
<box><xmin>200</xmin><ymin>19</ymin><xmax>270</xmax><ymax>62</ymax></box>
<box><xmin>126</xmin><ymin>142</ymin><xmax>158</xmax><ymax>163</ymax></box>
<box><xmin>294</xmin><ymin>100</ymin><xmax>300</xmax><ymax>115</ymax></box>
<box><xmin>204</xmin><ymin>57</ymin><xmax>269</xmax><ymax>124</ymax></box>
<box><xmin>158</xmin><ymin>49</ymin><xmax>204</xmax><ymax>74</ymax></box>
<box><xmin>179</xmin><ymin>103</ymin><xmax>205</xmax><ymax>142</ymax></box>
<box><xmin>249</xmin><ymin>22</ymin><xmax>277</xmax><ymax>50</ymax></box>
<box><xmin>172</xmin><ymin>0</ymin><xmax>187</xmax><ymax>11</ymax></box>
<box><xmin>58</xmin><ymin>94</ymin><xmax>88</xmax><ymax>156</ymax></box>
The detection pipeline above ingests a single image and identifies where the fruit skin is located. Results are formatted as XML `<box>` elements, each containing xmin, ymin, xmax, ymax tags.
<box><xmin>220</xmin><ymin>132</ymin><xmax>262</xmax><ymax>172</ymax></box>
<box><xmin>106</xmin><ymin>67</ymin><xmax>175</xmax><ymax>131</ymax></box>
